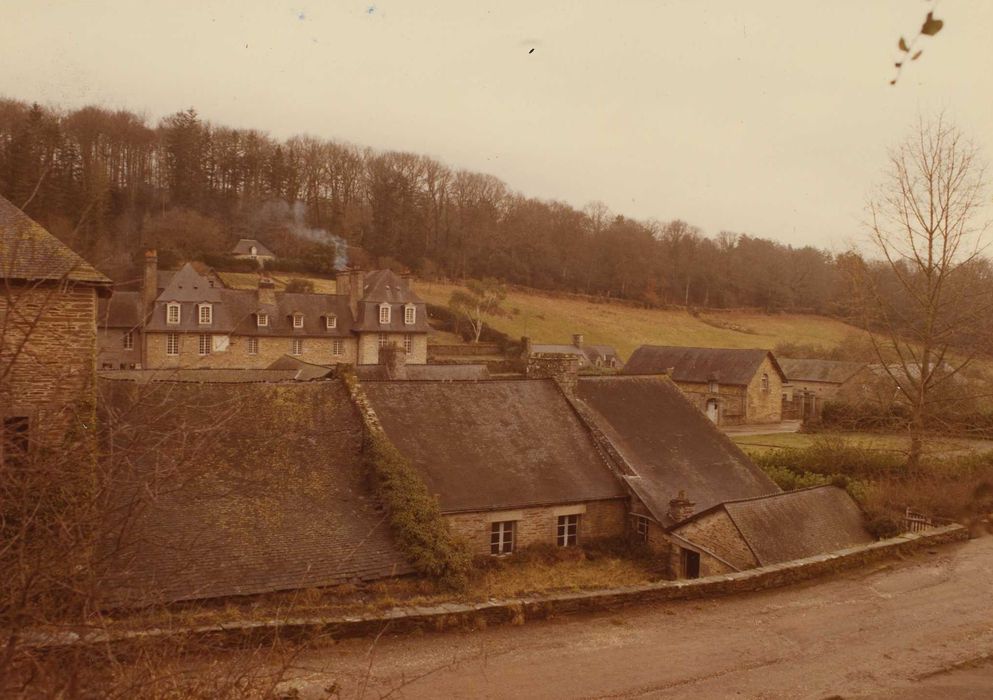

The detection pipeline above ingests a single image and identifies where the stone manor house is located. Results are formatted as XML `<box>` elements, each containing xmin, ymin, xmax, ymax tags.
<box><xmin>2</xmin><ymin>198</ymin><xmax>874</xmax><ymax>607</ymax></box>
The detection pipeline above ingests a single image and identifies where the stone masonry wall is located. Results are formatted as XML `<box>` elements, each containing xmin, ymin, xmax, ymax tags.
<box><xmin>356</xmin><ymin>332</ymin><xmax>428</xmax><ymax>366</ymax></box>
<box><xmin>671</xmin><ymin>509</ymin><xmax>759</xmax><ymax>573</ymax></box>
<box><xmin>144</xmin><ymin>332</ymin><xmax>359</xmax><ymax>369</ymax></box>
<box><xmin>744</xmin><ymin>354</ymin><xmax>784</xmax><ymax>423</ymax></box>
<box><xmin>0</xmin><ymin>282</ymin><xmax>99</xmax><ymax>447</ymax></box>
<box><xmin>446</xmin><ymin>499</ymin><xmax>629</xmax><ymax>557</ymax></box>
<box><xmin>98</xmin><ymin>328</ymin><xmax>141</xmax><ymax>370</ymax></box>
<box><xmin>675</xmin><ymin>382</ymin><xmax>747</xmax><ymax>424</ymax></box>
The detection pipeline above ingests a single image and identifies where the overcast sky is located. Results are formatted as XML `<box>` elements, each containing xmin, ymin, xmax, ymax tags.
<box><xmin>1</xmin><ymin>1</ymin><xmax>991</xmax><ymax>250</ymax></box>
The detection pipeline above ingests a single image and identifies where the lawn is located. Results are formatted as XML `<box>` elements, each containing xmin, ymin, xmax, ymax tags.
<box><xmin>732</xmin><ymin>431</ymin><xmax>993</xmax><ymax>458</ymax></box>
<box><xmin>416</xmin><ymin>281</ymin><xmax>862</xmax><ymax>359</ymax></box>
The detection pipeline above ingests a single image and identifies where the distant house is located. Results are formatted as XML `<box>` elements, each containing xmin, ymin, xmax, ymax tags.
<box><xmin>231</xmin><ymin>238</ymin><xmax>276</xmax><ymax>264</ymax></box>
<box><xmin>623</xmin><ymin>346</ymin><xmax>786</xmax><ymax>425</ymax></box>
<box><xmin>526</xmin><ymin>334</ymin><xmax>623</xmax><ymax>370</ymax></box>
<box><xmin>0</xmin><ymin>195</ymin><xmax>112</xmax><ymax>459</ymax></box>
<box><xmin>779</xmin><ymin>358</ymin><xmax>875</xmax><ymax>420</ymax></box>
<box><xmin>668</xmin><ymin>486</ymin><xmax>873</xmax><ymax>578</ymax></box>
<box><xmin>97</xmin><ymin>290</ymin><xmax>143</xmax><ymax>370</ymax></box>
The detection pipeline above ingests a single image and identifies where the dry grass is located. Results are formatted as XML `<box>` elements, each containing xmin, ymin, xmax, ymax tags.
<box><xmin>416</xmin><ymin>281</ymin><xmax>861</xmax><ymax>358</ymax></box>
<box><xmin>733</xmin><ymin>432</ymin><xmax>993</xmax><ymax>458</ymax></box>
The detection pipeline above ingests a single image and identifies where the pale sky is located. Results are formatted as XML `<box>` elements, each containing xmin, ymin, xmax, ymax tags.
<box><xmin>1</xmin><ymin>1</ymin><xmax>991</xmax><ymax>249</ymax></box>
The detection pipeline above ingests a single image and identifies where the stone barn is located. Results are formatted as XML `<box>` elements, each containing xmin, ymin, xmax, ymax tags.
<box><xmin>623</xmin><ymin>346</ymin><xmax>786</xmax><ymax>425</ymax></box>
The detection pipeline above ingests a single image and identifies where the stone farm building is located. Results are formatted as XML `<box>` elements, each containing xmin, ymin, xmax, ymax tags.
<box><xmin>231</xmin><ymin>237</ymin><xmax>276</xmax><ymax>264</ymax></box>
<box><xmin>623</xmin><ymin>346</ymin><xmax>786</xmax><ymax>425</ymax></box>
<box><xmin>525</xmin><ymin>333</ymin><xmax>623</xmax><ymax>369</ymax></box>
<box><xmin>780</xmin><ymin>358</ymin><xmax>876</xmax><ymax>419</ymax></box>
<box><xmin>97</xmin><ymin>253</ymin><xmax>430</xmax><ymax>369</ymax></box>
<box><xmin>0</xmin><ymin>194</ymin><xmax>112</xmax><ymax>461</ymax></box>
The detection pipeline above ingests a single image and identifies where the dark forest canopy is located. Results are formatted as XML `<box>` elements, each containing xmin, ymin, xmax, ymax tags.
<box><xmin>2</xmin><ymin>97</ymin><xmax>858</xmax><ymax>312</ymax></box>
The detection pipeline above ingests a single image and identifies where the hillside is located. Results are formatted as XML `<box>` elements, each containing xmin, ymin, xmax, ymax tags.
<box><xmin>415</xmin><ymin>282</ymin><xmax>861</xmax><ymax>359</ymax></box>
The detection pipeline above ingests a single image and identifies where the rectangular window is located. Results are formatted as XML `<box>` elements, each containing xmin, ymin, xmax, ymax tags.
<box><xmin>378</xmin><ymin>333</ymin><xmax>389</xmax><ymax>348</ymax></box>
<box><xmin>257</xmin><ymin>313</ymin><xmax>268</xmax><ymax>327</ymax></box>
<box><xmin>557</xmin><ymin>514</ymin><xmax>579</xmax><ymax>547</ymax></box>
<box><xmin>403</xmin><ymin>334</ymin><xmax>412</xmax><ymax>354</ymax></box>
<box><xmin>326</xmin><ymin>315</ymin><xmax>337</xmax><ymax>330</ymax></box>
<box><xmin>248</xmin><ymin>337</ymin><xmax>259</xmax><ymax>355</ymax></box>
<box><xmin>292</xmin><ymin>338</ymin><xmax>303</xmax><ymax>356</ymax></box>
<box><xmin>490</xmin><ymin>521</ymin><xmax>515</xmax><ymax>555</ymax></box>
<box><xmin>199</xmin><ymin>304</ymin><xmax>212</xmax><ymax>325</ymax></box>
<box><xmin>404</xmin><ymin>305</ymin><xmax>416</xmax><ymax>325</ymax></box>
<box><xmin>2</xmin><ymin>416</ymin><xmax>30</xmax><ymax>468</ymax></box>
<box><xmin>633</xmin><ymin>514</ymin><xmax>650</xmax><ymax>543</ymax></box>
<box><xmin>166</xmin><ymin>303</ymin><xmax>181</xmax><ymax>325</ymax></box>
<box><xmin>122</xmin><ymin>331</ymin><xmax>134</xmax><ymax>350</ymax></box>
<box><xmin>293</xmin><ymin>314</ymin><xmax>304</xmax><ymax>329</ymax></box>
<box><xmin>332</xmin><ymin>339</ymin><xmax>343</xmax><ymax>356</ymax></box>
<box><xmin>198</xmin><ymin>334</ymin><xmax>212</xmax><ymax>356</ymax></box>
<box><xmin>379</xmin><ymin>305</ymin><xmax>391</xmax><ymax>324</ymax></box>
<box><xmin>166</xmin><ymin>333</ymin><xmax>179</xmax><ymax>356</ymax></box>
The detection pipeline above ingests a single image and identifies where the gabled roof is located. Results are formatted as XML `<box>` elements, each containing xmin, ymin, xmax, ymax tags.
<box><xmin>623</xmin><ymin>346</ymin><xmax>785</xmax><ymax>386</ymax></box>
<box><xmin>266</xmin><ymin>355</ymin><xmax>336</xmax><ymax>380</ymax></box>
<box><xmin>574</xmin><ymin>375</ymin><xmax>778</xmax><ymax>525</ymax></box>
<box><xmin>157</xmin><ymin>263</ymin><xmax>223</xmax><ymax>302</ymax></box>
<box><xmin>671</xmin><ymin>485</ymin><xmax>873</xmax><ymax>566</ymax></box>
<box><xmin>361</xmin><ymin>269</ymin><xmax>423</xmax><ymax>303</ymax></box>
<box><xmin>98</xmin><ymin>379</ymin><xmax>410</xmax><ymax>605</ymax></box>
<box><xmin>0</xmin><ymin>194</ymin><xmax>111</xmax><ymax>285</ymax></box>
<box><xmin>779</xmin><ymin>358</ymin><xmax>867</xmax><ymax>385</ymax></box>
<box><xmin>363</xmin><ymin>379</ymin><xmax>626</xmax><ymax>513</ymax></box>
<box><xmin>232</xmin><ymin>238</ymin><xmax>275</xmax><ymax>257</ymax></box>
<box><xmin>356</xmin><ymin>364</ymin><xmax>490</xmax><ymax>381</ymax></box>
<box><xmin>98</xmin><ymin>290</ymin><xmax>143</xmax><ymax>329</ymax></box>
<box><xmin>531</xmin><ymin>342</ymin><xmax>622</xmax><ymax>368</ymax></box>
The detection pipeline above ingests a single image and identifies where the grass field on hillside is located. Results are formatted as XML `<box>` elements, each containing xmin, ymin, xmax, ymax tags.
<box><xmin>416</xmin><ymin>281</ymin><xmax>861</xmax><ymax>359</ymax></box>
<box><xmin>732</xmin><ymin>432</ymin><xmax>993</xmax><ymax>458</ymax></box>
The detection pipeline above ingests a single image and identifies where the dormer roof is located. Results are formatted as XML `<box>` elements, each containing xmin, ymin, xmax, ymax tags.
<box><xmin>232</xmin><ymin>238</ymin><xmax>275</xmax><ymax>257</ymax></box>
<box><xmin>361</xmin><ymin>269</ymin><xmax>422</xmax><ymax>303</ymax></box>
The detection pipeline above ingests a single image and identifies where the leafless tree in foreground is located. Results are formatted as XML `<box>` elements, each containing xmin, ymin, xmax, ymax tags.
<box><xmin>851</xmin><ymin>115</ymin><xmax>991</xmax><ymax>469</ymax></box>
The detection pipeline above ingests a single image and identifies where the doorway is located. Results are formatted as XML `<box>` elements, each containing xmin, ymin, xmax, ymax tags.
<box><xmin>681</xmin><ymin>548</ymin><xmax>701</xmax><ymax>579</ymax></box>
<box><xmin>705</xmin><ymin>399</ymin><xmax>719</xmax><ymax>424</ymax></box>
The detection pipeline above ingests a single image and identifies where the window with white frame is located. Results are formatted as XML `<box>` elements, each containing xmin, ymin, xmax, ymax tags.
<box><xmin>166</xmin><ymin>333</ymin><xmax>179</xmax><ymax>356</ymax></box>
<box><xmin>198</xmin><ymin>334</ymin><xmax>212</xmax><ymax>356</ymax></box>
<box><xmin>198</xmin><ymin>303</ymin><xmax>212</xmax><ymax>325</ymax></box>
<box><xmin>122</xmin><ymin>331</ymin><xmax>134</xmax><ymax>350</ymax></box>
<box><xmin>166</xmin><ymin>302</ymin><xmax>181</xmax><ymax>325</ymax></box>
<box><xmin>378</xmin><ymin>304</ymin><xmax>391</xmax><ymax>324</ymax></box>
<box><xmin>326</xmin><ymin>314</ymin><xmax>337</xmax><ymax>330</ymax></box>
<box><xmin>403</xmin><ymin>334</ymin><xmax>412</xmax><ymax>354</ymax></box>
<box><xmin>247</xmin><ymin>337</ymin><xmax>259</xmax><ymax>355</ymax></box>
<box><xmin>291</xmin><ymin>338</ymin><xmax>303</xmax><ymax>356</ymax></box>
<box><xmin>633</xmin><ymin>514</ymin><xmax>650</xmax><ymax>543</ymax></box>
<box><xmin>257</xmin><ymin>313</ymin><xmax>268</xmax><ymax>327</ymax></box>
<box><xmin>378</xmin><ymin>333</ymin><xmax>389</xmax><ymax>348</ymax></box>
<box><xmin>404</xmin><ymin>304</ymin><xmax>416</xmax><ymax>325</ymax></box>
<box><xmin>292</xmin><ymin>313</ymin><xmax>304</xmax><ymax>329</ymax></box>
<box><xmin>332</xmin><ymin>339</ymin><xmax>343</xmax><ymax>356</ymax></box>
<box><xmin>490</xmin><ymin>521</ymin><xmax>515</xmax><ymax>555</ymax></box>
<box><xmin>557</xmin><ymin>514</ymin><xmax>579</xmax><ymax>547</ymax></box>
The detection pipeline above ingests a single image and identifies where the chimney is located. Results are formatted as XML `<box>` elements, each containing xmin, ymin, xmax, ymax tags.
<box><xmin>521</xmin><ymin>336</ymin><xmax>533</xmax><ymax>358</ymax></box>
<box><xmin>667</xmin><ymin>491</ymin><xmax>696</xmax><ymax>523</ymax></box>
<box><xmin>526</xmin><ymin>352</ymin><xmax>579</xmax><ymax>396</ymax></box>
<box><xmin>573</xmin><ymin>333</ymin><xmax>584</xmax><ymax>348</ymax></box>
<box><xmin>348</xmin><ymin>268</ymin><xmax>364</xmax><ymax>318</ymax></box>
<box><xmin>258</xmin><ymin>274</ymin><xmax>277</xmax><ymax>307</ymax></box>
<box><xmin>142</xmin><ymin>249</ymin><xmax>158</xmax><ymax>316</ymax></box>
<box><xmin>335</xmin><ymin>268</ymin><xmax>351</xmax><ymax>298</ymax></box>
<box><xmin>402</xmin><ymin>271</ymin><xmax>414</xmax><ymax>293</ymax></box>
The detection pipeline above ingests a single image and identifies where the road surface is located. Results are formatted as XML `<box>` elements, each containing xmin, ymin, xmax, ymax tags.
<box><xmin>281</xmin><ymin>535</ymin><xmax>993</xmax><ymax>699</ymax></box>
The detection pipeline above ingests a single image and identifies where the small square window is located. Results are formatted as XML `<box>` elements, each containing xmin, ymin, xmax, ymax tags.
<box><xmin>557</xmin><ymin>514</ymin><xmax>579</xmax><ymax>547</ymax></box>
<box><xmin>248</xmin><ymin>337</ymin><xmax>259</xmax><ymax>355</ymax></box>
<box><xmin>198</xmin><ymin>334</ymin><xmax>212</xmax><ymax>356</ymax></box>
<box><xmin>291</xmin><ymin>338</ymin><xmax>303</xmax><ymax>356</ymax></box>
<box><xmin>293</xmin><ymin>314</ymin><xmax>304</xmax><ymax>329</ymax></box>
<box><xmin>326</xmin><ymin>315</ymin><xmax>337</xmax><ymax>330</ymax></box>
<box><xmin>122</xmin><ymin>331</ymin><xmax>134</xmax><ymax>350</ymax></box>
<box><xmin>257</xmin><ymin>313</ymin><xmax>269</xmax><ymax>327</ymax></box>
<box><xmin>166</xmin><ymin>333</ymin><xmax>179</xmax><ymax>356</ymax></box>
<box><xmin>490</xmin><ymin>521</ymin><xmax>515</xmax><ymax>555</ymax></box>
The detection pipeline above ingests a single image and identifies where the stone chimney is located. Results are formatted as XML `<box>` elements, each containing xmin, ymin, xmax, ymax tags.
<box><xmin>142</xmin><ymin>249</ymin><xmax>158</xmax><ymax>316</ymax></box>
<box><xmin>521</xmin><ymin>336</ymin><xmax>534</xmax><ymax>357</ymax></box>
<box><xmin>402</xmin><ymin>271</ymin><xmax>413</xmax><ymax>293</ymax></box>
<box><xmin>667</xmin><ymin>491</ymin><xmax>696</xmax><ymax>523</ymax></box>
<box><xmin>348</xmin><ymin>268</ymin><xmax>365</xmax><ymax>318</ymax></box>
<box><xmin>526</xmin><ymin>353</ymin><xmax>579</xmax><ymax>396</ymax></box>
<box><xmin>573</xmin><ymin>333</ymin><xmax>584</xmax><ymax>348</ymax></box>
<box><xmin>258</xmin><ymin>274</ymin><xmax>277</xmax><ymax>307</ymax></box>
<box><xmin>335</xmin><ymin>269</ymin><xmax>351</xmax><ymax>298</ymax></box>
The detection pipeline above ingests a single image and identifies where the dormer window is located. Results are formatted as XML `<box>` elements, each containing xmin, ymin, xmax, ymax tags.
<box><xmin>325</xmin><ymin>314</ymin><xmax>337</xmax><ymax>330</ymax></box>
<box><xmin>379</xmin><ymin>304</ymin><xmax>391</xmax><ymax>325</ymax></box>
<box><xmin>404</xmin><ymin>304</ymin><xmax>416</xmax><ymax>325</ymax></box>
<box><xmin>166</xmin><ymin>302</ymin><xmax>181</xmax><ymax>325</ymax></box>
<box><xmin>292</xmin><ymin>313</ymin><xmax>304</xmax><ymax>329</ymax></box>
<box><xmin>198</xmin><ymin>303</ymin><xmax>212</xmax><ymax>325</ymax></box>
<box><xmin>250</xmin><ymin>245</ymin><xmax>258</xmax><ymax>256</ymax></box>
<box><xmin>257</xmin><ymin>313</ymin><xmax>268</xmax><ymax>327</ymax></box>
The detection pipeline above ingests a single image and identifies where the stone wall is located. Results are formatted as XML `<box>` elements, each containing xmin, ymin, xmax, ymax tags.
<box><xmin>356</xmin><ymin>332</ymin><xmax>428</xmax><ymax>366</ymax></box>
<box><xmin>446</xmin><ymin>499</ymin><xmax>628</xmax><ymax>556</ymax></box>
<box><xmin>744</xmin><ymin>354</ymin><xmax>784</xmax><ymax>423</ymax></box>
<box><xmin>144</xmin><ymin>332</ymin><xmax>359</xmax><ymax>369</ymax></box>
<box><xmin>675</xmin><ymin>381</ymin><xmax>747</xmax><ymax>424</ymax></box>
<box><xmin>0</xmin><ymin>281</ymin><xmax>99</xmax><ymax>447</ymax></box>
<box><xmin>97</xmin><ymin>328</ymin><xmax>142</xmax><ymax>370</ymax></box>
<box><xmin>672</xmin><ymin>508</ymin><xmax>759</xmax><ymax>572</ymax></box>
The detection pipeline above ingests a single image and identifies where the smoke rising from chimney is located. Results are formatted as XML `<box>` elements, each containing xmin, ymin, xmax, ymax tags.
<box><xmin>257</xmin><ymin>200</ymin><xmax>348</xmax><ymax>269</ymax></box>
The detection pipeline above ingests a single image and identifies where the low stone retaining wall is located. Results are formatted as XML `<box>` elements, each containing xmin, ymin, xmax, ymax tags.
<box><xmin>26</xmin><ymin>524</ymin><xmax>967</xmax><ymax>652</ymax></box>
<box><xmin>428</xmin><ymin>343</ymin><xmax>503</xmax><ymax>356</ymax></box>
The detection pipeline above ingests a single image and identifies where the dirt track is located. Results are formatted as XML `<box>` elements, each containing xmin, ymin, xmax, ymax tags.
<box><xmin>283</xmin><ymin>536</ymin><xmax>993</xmax><ymax>699</ymax></box>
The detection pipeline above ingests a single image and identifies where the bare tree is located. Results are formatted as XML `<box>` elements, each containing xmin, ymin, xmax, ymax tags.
<box><xmin>852</xmin><ymin>116</ymin><xmax>990</xmax><ymax>468</ymax></box>
<box><xmin>448</xmin><ymin>278</ymin><xmax>508</xmax><ymax>344</ymax></box>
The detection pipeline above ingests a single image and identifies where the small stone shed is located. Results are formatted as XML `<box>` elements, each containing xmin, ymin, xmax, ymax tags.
<box><xmin>668</xmin><ymin>485</ymin><xmax>873</xmax><ymax>578</ymax></box>
<box><xmin>623</xmin><ymin>346</ymin><xmax>786</xmax><ymax>425</ymax></box>
<box><xmin>362</xmin><ymin>379</ymin><xmax>629</xmax><ymax>556</ymax></box>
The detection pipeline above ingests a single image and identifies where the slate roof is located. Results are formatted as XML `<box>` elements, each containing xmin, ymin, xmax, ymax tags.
<box><xmin>363</xmin><ymin>379</ymin><xmax>626</xmax><ymax>513</ymax></box>
<box><xmin>361</xmin><ymin>269</ymin><xmax>423</xmax><ymax>303</ymax></box>
<box><xmin>574</xmin><ymin>376</ymin><xmax>778</xmax><ymax>525</ymax></box>
<box><xmin>0</xmin><ymin>194</ymin><xmax>111</xmax><ymax>285</ymax></box>
<box><xmin>780</xmin><ymin>358</ymin><xmax>866</xmax><ymax>385</ymax></box>
<box><xmin>355</xmin><ymin>364</ymin><xmax>491</xmax><ymax>381</ymax></box>
<box><xmin>232</xmin><ymin>238</ymin><xmax>275</xmax><ymax>257</ymax></box>
<box><xmin>672</xmin><ymin>485</ymin><xmax>873</xmax><ymax>566</ymax></box>
<box><xmin>266</xmin><ymin>355</ymin><xmax>337</xmax><ymax>380</ymax></box>
<box><xmin>531</xmin><ymin>342</ymin><xmax>622</xmax><ymax>369</ymax></box>
<box><xmin>623</xmin><ymin>346</ymin><xmax>785</xmax><ymax>386</ymax></box>
<box><xmin>98</xmin><ymin>290</ymin><xmax>143</xmax><ymax>329</ymax></box>
<box><xmin>99</xmin><ymin>368</ymin><xmax>307</xmax><ymax>383</ymax></box>
<box><xmin>98</xmin><ymin>379</ymin><xmax>410</xmax><ymax>605</ymax></box>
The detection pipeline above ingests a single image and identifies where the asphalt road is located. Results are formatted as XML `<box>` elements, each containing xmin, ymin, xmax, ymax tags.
<box><xmin>282</xmin><ymin>535</ymin><xmax>993</xmax><ymax>699</ymax></box>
